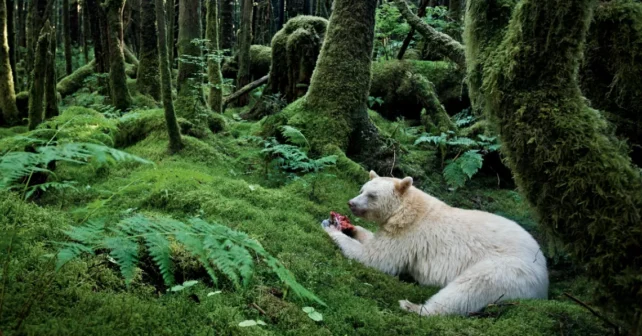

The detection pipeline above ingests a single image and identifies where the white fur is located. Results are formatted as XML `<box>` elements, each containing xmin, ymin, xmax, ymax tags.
<box><xmin>324</xmin><ymin>171</ymin><xmax>548</xmax><ymax>316</ymax></box>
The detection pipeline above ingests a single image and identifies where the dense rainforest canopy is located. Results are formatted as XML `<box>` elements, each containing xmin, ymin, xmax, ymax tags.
<box><xmin>0</xmin><ymin>0</ymin><xmax>641</xmax><ymax>334</ymax></box>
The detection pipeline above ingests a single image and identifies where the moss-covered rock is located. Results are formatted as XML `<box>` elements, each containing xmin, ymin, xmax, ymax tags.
<box><xmin>56</xmin><ymin>60</ymin><xmax>96</xmax><ymax>98</ymax></box>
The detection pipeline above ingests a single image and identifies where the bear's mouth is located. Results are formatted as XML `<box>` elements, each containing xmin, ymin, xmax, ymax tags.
<box><xmin>349</xmin><ymin>207</ymin><xmax>366</xmax><ymax>217</ymax></box>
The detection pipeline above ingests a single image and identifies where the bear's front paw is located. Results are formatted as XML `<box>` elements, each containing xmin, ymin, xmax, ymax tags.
<box><xmin>399</xmin><ymin>300</ymin><xmax>419</xmax><ymax>314</ymax></box>
<box><xmin>321</xmin><ymin>219</ymin><xmax>340</xmax><ymax>234</ymax></box>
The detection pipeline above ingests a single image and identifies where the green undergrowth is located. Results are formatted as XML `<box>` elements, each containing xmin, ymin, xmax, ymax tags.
<box><xmin>0</xmin><ymin>107</ymin><xmax>612</xmax><ymax>335</ymax></box>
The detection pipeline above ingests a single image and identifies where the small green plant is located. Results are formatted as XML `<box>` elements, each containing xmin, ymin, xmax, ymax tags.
<box><xmin>415</xmin><ymin>130</ymin><xmax>500</xmax><ymax>188</ymax></box>
<box><xmin>54</xmin><ymin>213</ymin><xmax>324</xmax><ymax>305</ymax></box>
<box><xmin>368</xmin><ymin>96</ymin><xmax>384</xmax><ymax>108</ymax></box>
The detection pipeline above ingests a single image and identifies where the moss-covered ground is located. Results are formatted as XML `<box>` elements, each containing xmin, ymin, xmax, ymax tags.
<box><xmin>0</xmin><ymin>105</ymin><xmax>612</xmax><ymax>335</ymax></box>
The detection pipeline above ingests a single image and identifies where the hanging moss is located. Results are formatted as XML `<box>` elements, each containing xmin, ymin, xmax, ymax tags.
<box><xmin>137</xmin><ymin>0</ymin><xmax>161</xmax><ymax>100</ymax></box>
<box><xmin>28</xmin><ymin>22</ymin><xmax>52</xmax><ymax>130</ymax></box>
<box><xmin>580</xmin><ymin>0</ymin><xmax>642</xmax><ymax>166</ymax></box>
<box><xmin>465</xmin><ymin>0</ymin><xmax>642</xmax><ymax>331</ymax></box>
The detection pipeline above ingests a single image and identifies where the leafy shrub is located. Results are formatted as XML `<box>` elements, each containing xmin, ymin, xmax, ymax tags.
<box><xmin>55</xmin><ymin>213</ymin><xmax>324</xmax><ymax>304</ymax></box>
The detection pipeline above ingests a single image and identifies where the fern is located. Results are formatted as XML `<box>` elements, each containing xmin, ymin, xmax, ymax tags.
<box><xmin>443</xmin><ymin>150</ymin><xmax>484</xmax><ymax>188</ymax></box>
<box><xmin>55</xmin><ymin>213</ymin><xmax>325</xmax><ymax>305</ymax></box>
<box><xmin>0</xmin><ymin>136</ymin><xmax>152</xmax><ymax>199</ymax></box>
<box><xmin>280</xmin><ymin>126</ymin><xmax>310</xmax><ymax>149</ymax></box>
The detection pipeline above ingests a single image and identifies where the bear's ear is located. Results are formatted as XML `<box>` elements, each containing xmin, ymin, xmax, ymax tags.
<box><xmin>369</xmin><ymin>170</ymin><xmax>380</xmax><ymax>180</ymax></box>
<box><xmin>396</xmin><ymin>177</ymin><xmax>413</xmax><ymax>194</ymax></box>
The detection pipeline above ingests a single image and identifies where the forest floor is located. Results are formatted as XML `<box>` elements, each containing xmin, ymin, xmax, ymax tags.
<box><xmin>0</xmin><ymin>105</ymin><xmax>612</xmax><ymax>335</ymax></box>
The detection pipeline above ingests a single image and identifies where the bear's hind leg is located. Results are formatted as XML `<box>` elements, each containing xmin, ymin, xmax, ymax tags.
<box><xmin>400</xmin><ymin>258</ymin><xmax>547</xmax><ymax>316</ymax></box>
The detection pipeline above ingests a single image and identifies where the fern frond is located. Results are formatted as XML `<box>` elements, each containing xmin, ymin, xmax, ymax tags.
<box><xmin>414</xmin><ymin>133</ymin><xmax>447</xmax><ymax>146</ymax></box>
<box><xmin>63</xmin><ymin>218</ymin><xmax>106</xmax><ymax>245</ymax></box>
<box><xmin>443</xmin><ymin>160</ymin><xmax>467</xmax><ymax>188</ymax></box>
<box><xmin>144</xmin><ymin>232</ymin><xmax>175</xmax><ymax>286</ymax></box>
<box><xmin>204</xmin><ymin>237</ymin><xmax>241</xmax><ymax>288</ymax></box>
<box><xmin>101</xmin><ymin>235</ymin><xmax>140</xmax><ymax>286</ymax></box>
<box><xmin>280</xmin><ymin>126</ymin><xmax>310</xmax><ymax>149</ymax></box>
<box><xmin>458</xmin><ymin>150</ymin><xmax>483</xmax><ymax>178</ymax></box>
<box><xmin>446</xmin><ymin>137</ymin><xmax>478</xmax><ymax>147</ymax></box>
<box><xmin>55</xmin><ymin>242</ymin><xmax>95</xmax><ymax>271</ymax></box>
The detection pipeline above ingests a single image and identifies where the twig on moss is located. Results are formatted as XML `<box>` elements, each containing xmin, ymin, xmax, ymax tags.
<box><xmin>562</xmin><ymin>292</ymin><xmax>620</xmax><ymax>335</ymax></box>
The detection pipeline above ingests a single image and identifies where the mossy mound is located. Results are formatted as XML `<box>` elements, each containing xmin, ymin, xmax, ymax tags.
<box><xmin>0</xmin><ymin>106</ymin><xmax>616</xmax><ymax>334</ymax></box>
<box><xmin>370</xmin><ymin>60</ymin><xmax>468</xmax><ymax>119</ymax></box>
<box><xmin>221</xmin><ymin>45</ymin><xmax>273</xmax><ymax>80</ymax></box>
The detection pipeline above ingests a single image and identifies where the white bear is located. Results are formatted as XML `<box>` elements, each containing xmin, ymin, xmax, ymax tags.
<box><xmin>322</xmin><ymin>171</ymin><xmax>548</xmax><ymax>316</ymax></box>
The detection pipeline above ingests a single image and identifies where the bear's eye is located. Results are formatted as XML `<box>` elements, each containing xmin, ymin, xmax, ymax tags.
<box><xmin>367</xmin><ymin>193</ymin><xmax>377</xmax><ymax>200</ymax></box>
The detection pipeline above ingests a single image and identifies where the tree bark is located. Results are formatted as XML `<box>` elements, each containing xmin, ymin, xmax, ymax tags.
<box><xmin>286</xmin><ymin>0</ymin><xmax>304</xmax><ymax>20</ymax></box>
<box><xmin>448</xmin><ymin>0</ymin><xmax>461</xmax><ymax>21</ymax></box>
<box><xmin>103</xmin><ymin>0</ymin><xmax>132</xmax><ymax>111</ymax></box>
<box><xmin>63</xmin><ymin>0</ymin><xmax>73</xmax><ymax>74</ymax></box>
<box><xmin>176</xmin><ymin>0</ymin><xmax>205</xmax><ymax>121</ymax></box>
<box><xmin>396</xmin><ymin>0</ymin><xmax>428</xmax><ymax>60</ymax></box>
<box><xmin>219</xmin><ymin>0</ymin><xmax>233</xmax><ymax>52</ymax></box>
<box><xmin>166</xmin><ymin>0</ymin><xmax>176</xmax><ymax>66</ymax></box>
<box><xmin>155</xmin><ymin>0</ymin><xmax>183</xmax><ymax>153</ymax></box>
<box><xmin>28</xmin><ymin>20</ymin><xmax>50</xmax><ymax>130</ymax></box>
<box><xmin>206</xmin><ymin>0</ymin><xmax>223</xmax><ymax>112</ymax></box>
<box><xmin>235</xmin><ymin>0</ymin><xmax>252</xmax><ymax>106</ymax></box>
<box><xmin>7</xmin><ymin>0</ymin><xmax>16</xmax><ymax>88</ymax></box>
<box><xmin>465</xmin><ymin>0</ymin><xmax>642</xmax><ymax>330</ymax></box>
<box><xmin>45</xmin><ymin>22</ymin><xmax>58</xmax><ymax>118</ymax></box>
<box><xmin>81</xmin><ymin>0</ymin><xmax>89</xmax><ymax>63</ymax></box>
<box><xmin>394</xmin><ymin>0</ymin><xmax>465</xmax><ymax>68</ymax></box>
<box><xmin>300</xmin><ymin>0</ymin><xmax>390</xmax><ymax>168</ymax></box>
<box><xmin>0</xmin><ymin>0</ymin><xmax>19</xmax><ymax>125</ymax></box>
<box><xmin>137</xmin><ymin>0</ymin><xmax>160</xmax><ymax>99</ymax></box>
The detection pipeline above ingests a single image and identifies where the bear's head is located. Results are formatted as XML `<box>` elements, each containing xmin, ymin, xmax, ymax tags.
<box><xmin>347</xmin><ymin>170</ymin><xmax>413</xmax><ymax>225</ymax></box>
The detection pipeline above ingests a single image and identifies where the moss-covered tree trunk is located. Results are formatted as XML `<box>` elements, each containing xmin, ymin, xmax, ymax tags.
<box><xmin>0</xmin><ymin>0</ymin><xmax>19</xmax><ymax>125</ymax></box>
<box><xmin>220</xmin><ymin>0</ymin><xmax>233</xmax><ymax>52</ymax></box>
<box><xmin>449</xmin><ymin>0</ymin><xmax>461</xmax><ymax>21</ymax></box>
<box><xmin>7</xmin><ymin>0</ymin><xmax>16</xmax><ymax>88</ymax></box>
<box><xmin>136</xmin><ymin>0</ymin><xmax>160</xmax><ymax>100</ymax></box>
<box><xmin>103</xmin><ymin>0</ymin><xmax>132</xmax><ymax>111</ymax></box>
<box><xmin>81</xmin><ymin>0</ymin><xmax>90</xmax><ymax>63</ymax></box>
<box><xmin>28</xmin><ymin>21</ymin><xmax>51</xmax><ymax>130</ymax></box>
<box><xmin>206</xmin><ymin>0</ymin><xmax>222</xmax><ymax>112</ymax></box>
<box><xmin>465</xmin><ymin>0</ymin><xmax>642</xmax><ymax>331</ymax></box>
<box><xmin>299</xmin><ymin>0</ymin><xmax>390</xmax><ymax>165</ymax></box>
<box><xmin>155</xmin><ymin>0</ymin><xmax>183</xmax><ymax>153</ymax></box>
<box><xmin>176</xmin><ymin>0</ymin><xmax>206</xmax><ymax>121</ymax></box>
<box><xmin>235</xmin><ymin>0</ymin><xmax>252</xmax><ymax>106</ymax></box>
<box><xmin>87</xmin><ymin>0</ymin><xmax>109</xmax><ymax>93</ymax></box>
<box><xmin>286</xmin><ymin>0</ymin><xmax>304</xmax><ymax>20</ymax></box>
<box><xmin>44</xmin><ymin>23</ymin><xmax>58</xmax><ymax>118</ymax></box>
<box><xmin>165</xmin><ymin>0</ymin><xmax>175</xmax><ymax>66</ymax></box>
<box><xmin>63</xmin><ymin>0</ymin><xmax>73</xmax><ymax>75</ymax></box>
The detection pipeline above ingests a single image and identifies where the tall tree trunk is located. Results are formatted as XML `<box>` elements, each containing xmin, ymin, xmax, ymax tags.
<box><xmin>252</xmin><ymin>0</ymin><xmax>271</xmax><ymax>45</ymax></box>
<box><xmin>87</xmin><ymin>0</ymin><xmax>108</xmax><ymax>91</ymax></box>
<box><xmin>206</xmin><ymin>0</ymin><xmax>222</xmax><ymax>112</ymax></box>
<box><xmin>448</xmin><ymin>0</ymin><xmax>461</xmax><ymax>21</ymax></box>
<box><xmin>296</xmin><ymin>0</ymin><xmax>390</xmax><ymax>168</ymax></box>
<box><xmin>69</xmin><ymin>0</ymin><xmax>79</xmax><ymax>44</ymax></box>
<box><xmin>155</xmin><ymin>0</ymin><xmax>183</xmax><ymax>152</ymax></box>
<box><xmin>167</xmin><ymin>0</ymin><xmax>176</xmax><ymax>66</ymax></box>
<box><xmin>275</xmin><ymin>0</ymin><xmax>284</xmax><ymax>30</ymax></box>
<box><xmin>81</xmin><ymin>0</ymin><xmax>89</xmax><ymax>63</ymax></box>
<box><xmin>286</xmin><ymin>0</ymin><xmax>304</xmax><ymax>20</ymax></box>
<box><xmin>136</xmin><ymin>0</ymin><xmax>160</xmax><ymax>99</ymax></box>
<box><xmin>465</xmin><ymin>0</ymin><xmax>642</xmax><ymax>331</ymax></box>
<box><xmin>396</xmin><ymin>0</ymin><xmax>428</xmax><ymax>60</ymax></box>
<box><xmin>28</xmin><ymin>20</ymin><xmax>50</xmax><ymax>130</ymax></box>
<box><xmin>0</xmin><ymin>0</ymin><xmax>19</xmax><ymax>125</ymax></box>
<box><xmin>103</xmin><ymin>0</ymin><xmax>132</xmax><ymax>111</ymax></box>
<box><xmin>44</xmin><ymin>22</ymin><xmax>58</xmax><ymax>118</ymax></box>
<box><xmin>63</xmin><ymin>0</ymin><xmax>73</xmax><ymax>74</ymax></box>
<box><xmin>219</xmin><ymin>0</ymin><xmax>233</xmax><ymax>52</ymax></box>
<box><xmin>7</xmin><ymin>0</ymin><xmax>16</xmax><ymax>88</ymax></box>
<box><xmin>235</xmin><ymin>0</ymin><xmax>251</xmax><ymax>106</ymax></box>
<box><xmin>176</xmin><ymin>0</ymin><xmax>204</xmax><ymax>121</ymax></box>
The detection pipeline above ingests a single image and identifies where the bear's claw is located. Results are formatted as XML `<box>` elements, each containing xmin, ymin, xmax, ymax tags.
<box><xmin>321</xmin><ymin>219</ymin><xmax>331</xmax><ymax>228</ymax></box>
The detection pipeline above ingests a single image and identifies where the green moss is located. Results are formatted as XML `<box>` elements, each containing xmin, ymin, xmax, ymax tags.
<box><xmin>465</xmin><ymin>0</ymin><xmax>642</xmax><ymax>329</ymax></box>
<box><xmin>56</xmin><ymin>60</ymin><xmax>96</xmax><ymax>98</ymax></box>
<box><xmin>581</xmin><ymin>0</ymin><xmax>642</xmax><ymax>165</ymax></box>
<box><xmin>221</xmin><ymin>45</ymin><xmax>273</xmax><ymax>80</ymax></box>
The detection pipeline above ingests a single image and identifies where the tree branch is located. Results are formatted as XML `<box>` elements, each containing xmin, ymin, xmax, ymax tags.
<box><xmin>222</xmin><ymin>75</ymin><xmax>269</xmax><ymax>111</ymax></box>
<box><xmin>396</xmin><ymin>0</ymin><xmax>430</xmax><ymax>60</ymax></box>
<box><xmin>393</xmin><ymin>0</ymin><xmax>466</xmax><ymax>69</ymax></box>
